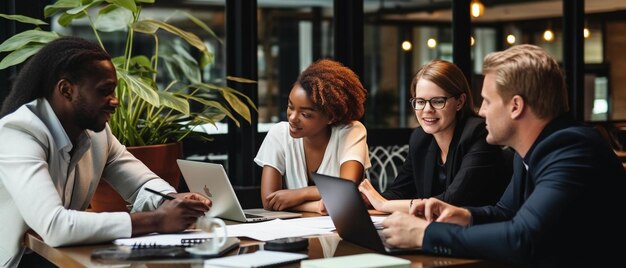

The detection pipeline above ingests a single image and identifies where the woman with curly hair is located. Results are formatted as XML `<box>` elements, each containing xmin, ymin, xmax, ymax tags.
<box><xmin>254</xmin><ymin>59</ymin><xmax>370</xmax><ymax>214</ymax></box>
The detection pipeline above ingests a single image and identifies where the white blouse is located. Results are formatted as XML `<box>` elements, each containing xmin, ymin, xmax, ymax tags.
<box><xmin>254</xmin><ymin>121</ymin><xmax>371</xmax><ymax>189</ymax></box>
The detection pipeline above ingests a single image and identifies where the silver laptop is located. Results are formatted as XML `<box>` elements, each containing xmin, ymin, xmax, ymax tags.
<box><xmin>312</xmin><ymin>173</ymin><xmax>422</xmax><ymax>254</ymax></box>
<box><xmin>177</xmin><ymin>159</ymin><xmax>302</xmax><ymax>222</ymax></box>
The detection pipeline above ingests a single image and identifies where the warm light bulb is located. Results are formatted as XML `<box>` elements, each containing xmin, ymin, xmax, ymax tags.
<box><xmin>401</xmin><ymin>41</ymin><xmax>412</xmax><ymax>51</ymax></box>
<box><xmin>583</xmin><ymin>28</ymin><xmax>590</xmax><ymax>38</ymax></box>
<box><xmin>470</xmin><ymin>0</ymin><xmax>484</xmax><ymax>18</ymax></box>
<box><xmin>543</xmin><ymin>29</ymin><xmax>554</xmax><ymax>42</ymax></box>
<box><xmin>506</xmin><ymin>34</ymin><xmax>516</xmax><ymax>45</ymax></box>
<box><xmin>470</xmin><ymin>36</ymin><xmax>475</xmax><ymax>46</ymax></box>
<box><xmin>427</xmin><ymin>38</ymin><xmax>437</xmax><ymax>48</ymax></box>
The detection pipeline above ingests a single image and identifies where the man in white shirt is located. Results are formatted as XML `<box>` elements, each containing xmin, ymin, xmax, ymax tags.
<box><xmin>0</xmin><ymin>37</ymin><xmax>212</xmax><ymax>268</ymax></box>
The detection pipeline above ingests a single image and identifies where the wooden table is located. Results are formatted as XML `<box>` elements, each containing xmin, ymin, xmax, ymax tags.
<box><xmin>24</xmin><ymin>231</ymin><xmax>507</xmax><ymax>268</ymax></box>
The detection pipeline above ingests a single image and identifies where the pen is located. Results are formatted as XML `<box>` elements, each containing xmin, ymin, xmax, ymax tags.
<box><xmin>145</xmin><ymin>187</ymin><xmax>175</xmax><ymax>200</ymax></box>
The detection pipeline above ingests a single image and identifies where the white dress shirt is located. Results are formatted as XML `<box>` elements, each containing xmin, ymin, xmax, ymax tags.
<box><xmin>0</xmin><ymin>99</ymin><xmax>175</xmax><ymax>267</ymax></box>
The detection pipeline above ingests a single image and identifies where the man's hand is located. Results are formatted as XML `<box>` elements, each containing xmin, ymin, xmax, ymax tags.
<box><xmin>171</xmin><ymin>192</ymin><xmax>212</xmax><ymax>208</ymax></box>
<box><xmin>153</xmin><ymin>197</ymin><xmax>210</xmax><ymax>233</ymax></box>
<box><xmin>411</xmin><ymin>198</ymin><xmax>471</xmax><ymax>226</ymax></box>
<box><xmin>381</xmin><ymin>211</ymin><xmax>429</xmax><ymax>248</ymax></box>
<box><xmin>266</xmin><ymin>188</ymin><xmax>304</xmax><ymax>211</ymax></box>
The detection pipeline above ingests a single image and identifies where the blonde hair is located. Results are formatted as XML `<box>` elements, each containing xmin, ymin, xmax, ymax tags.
<box><xmin>483</xmin><ymin>44</ymin><xmax>568</xmax><ymax>119</ymax></box>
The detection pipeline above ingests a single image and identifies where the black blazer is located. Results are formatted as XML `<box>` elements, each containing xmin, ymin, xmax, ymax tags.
<box><xmin>423</xmin><ymin>116</ymin><xmax>626</xmax><ymax>266</ymax></box>
<box><xmin>382</xmin><ymin>116</ymin><xmax>511</xmax><ymax>206</ymax></box>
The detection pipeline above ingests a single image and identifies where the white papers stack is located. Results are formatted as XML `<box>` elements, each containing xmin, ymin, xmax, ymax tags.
<box><xmin>223</xmin><ymin>219</ymin><xmax>332</xmax><ymax>241</ymax></box>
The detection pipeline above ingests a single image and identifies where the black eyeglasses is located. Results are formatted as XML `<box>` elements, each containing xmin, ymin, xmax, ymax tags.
<box><xmin>409</xmin><ymin>96</ymin><xmax>456</xmax><ymax>110</ymax></box>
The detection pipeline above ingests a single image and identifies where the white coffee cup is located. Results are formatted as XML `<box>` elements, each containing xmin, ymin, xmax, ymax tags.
<box><xmin>187</xmin><ymin>216</ymin><xmax>228</xmax><ymax>255</ymax></box>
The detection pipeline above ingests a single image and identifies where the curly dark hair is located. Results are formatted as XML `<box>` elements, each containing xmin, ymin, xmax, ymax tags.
<box><xmin>0</xmin><ymin>36</ymin><xmax>111</xmax><ymax>118</ymax></box>
<box><xmin>295</xmin><ymin>59</ymin><xmax>367</xmax><ymax>125</ymax></box>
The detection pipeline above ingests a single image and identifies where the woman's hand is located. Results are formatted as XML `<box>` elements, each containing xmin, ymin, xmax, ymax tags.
<box><xmin>358</xmin><ymin>179</ymin><xmax>388</xmax><ymax>211</ymax></box>
<box><xmin>266</xmin><ymin>188</ymin><xmax>305</xmax><ymax>211</ymax></box>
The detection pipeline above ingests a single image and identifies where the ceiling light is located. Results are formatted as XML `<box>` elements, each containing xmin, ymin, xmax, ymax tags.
<box><xmin>584</xmin><ymin>27</ymin><xmax>590</xmax><ymax>39</ymax></box>
<box><xmin>427</xmin><ymin>38</ymin><xmax>437</xmax><ymax>48</ymax></box>
<box><xmin>543</xmin><ymin>29</ymin><xmax>554</xmax><ymax>42</ymax></box>
<box><xmin>506</xmin><ymin>34</ymin><xmax>516</xmax><ymax>45</ymax></box>
<box><xmin>470</xmin><ymin>36</ymin><xmax>475</xmax><ymax>46</ymax></box>
<box><xmin>470</xmin><ymin>0</ymin><xmax>484</xmax><ymax>18</ymax></box>
<box><xmin>401</xmin><ymin>41</ymin><xmax>412</xmax><ymax>51</ymax></box>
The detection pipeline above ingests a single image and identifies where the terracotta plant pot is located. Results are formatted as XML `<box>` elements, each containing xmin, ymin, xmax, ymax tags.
<box><xmin>89</xmin><ymin>142</ymin><xmax>183</xmax><ymax>212</ymax></box>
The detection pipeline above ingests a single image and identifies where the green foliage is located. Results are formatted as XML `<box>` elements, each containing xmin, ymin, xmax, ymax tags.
<box><xmin>0</xmin><ymin>0</ymin><xmax>256</xmax><ymax>146</ymax></box>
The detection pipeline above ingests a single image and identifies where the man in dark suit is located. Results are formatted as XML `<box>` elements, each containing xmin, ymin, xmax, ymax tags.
<box><xmin>380</xmin><ymin>44</ymin><xmax>626</xmax><ymax>266</ymax></box>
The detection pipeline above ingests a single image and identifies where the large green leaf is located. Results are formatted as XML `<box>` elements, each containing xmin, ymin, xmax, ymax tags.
<box><xmin>133</xmin><ymin>20</ymin><xmax>207</xmax><ymax>55</ymax></box>
<box><xmin>189</xmin><ymin>97</ymin><xmax>238</xmax><ymax>126</ymax></box>
<box><xmin>44</xmin><ymin>0</ymin><xmax>82</xmax><ymax>18</ymax></box>
<box><xmin>0</xmin><ymin>43</ymin><xmax>45</xmax><ymax>70</ymax></box>
<box><xmin>0</xmin><ymin>30</ymin><xmax>59</xmax><ymax>52</ymax></box>
<box><xmin>160</xmin><ymin>42</ymin><xmax>201</xmax><ymax>84</ymax></box>
<box><xmin>57</xmin><ymin>11</ymin><xmax>87</xmax><ymax>27</ymax></box>
<box><xmin>157</xmin><ymin>91</ymin><xmax>190</xmax><ymax>115</ymax></box>
<box><xmin>197</xmin><ymin>83</ymin><xmax>257</xmax><ymax>111</ymax></box>
<box><xmin>181</xmin><ymin>11</ymin><xmax>223</xmax><ymax>45</ymax></box>
<box><xmin>221</xmin><ymin>90</ymin><xmax>252</xmax><ymax>124</ymax></box>
<box><xmin>0</xmin><ymin>14</ymin><xmax>48</xmax><ymax>25</ymax></box>
<box><xmin>135</xmin><ymin>0</ymin><xmax>155</xmax><ymax>3</ymax></box>
<box><xmin>66</xmin><ymin>0</ymin><xmax>103</xmax><ymax>15</ymax></box>
<box><xmin>116</xmin><ymin>69</ymin><xmax>160</xmax><ymax>107</ymax></box>
<box><xmin>108</xmin><ymin>0</ymin><xmax>137</xmax><ymax>13</ymax></box>
<box><xmin>95</xmin><ymin>5</ymin><xmax>132</xmax><ymax>32</ymax></box>
<box><xmin>191</xmin><ymin>83</ymin><xmax>254</xmax><ymax>124</ymax></box>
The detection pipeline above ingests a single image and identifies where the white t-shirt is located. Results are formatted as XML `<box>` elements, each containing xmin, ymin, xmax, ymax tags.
<box><xmin>254</xmin><ymin>121</ymin><xmax>371</xmax><ymax>189</ymax></box>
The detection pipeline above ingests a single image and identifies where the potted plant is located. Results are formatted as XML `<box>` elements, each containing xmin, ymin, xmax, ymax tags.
<box><xmin>0</xmin><ymin>0</ymin><xmax>256</xmax><ymax>211</ymax></box>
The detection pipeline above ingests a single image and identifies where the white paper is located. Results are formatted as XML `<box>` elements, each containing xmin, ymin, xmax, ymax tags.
<box><xmin>222</xmin><ymin>219</ymin><xmax>331</xmax><ymax>241</ymax></box>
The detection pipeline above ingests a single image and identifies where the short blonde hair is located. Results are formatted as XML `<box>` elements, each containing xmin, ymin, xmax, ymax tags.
<box><xmin>483</xmin><ymin>44</ymin><xmax>568</xmax><ymax>119</ymax></box>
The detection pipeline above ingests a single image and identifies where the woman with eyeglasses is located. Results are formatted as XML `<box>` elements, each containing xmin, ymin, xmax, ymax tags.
<box><xmin>359</xmin><ymin>60</ymin><xmax>511</xmax><ymax>213</ymax></box>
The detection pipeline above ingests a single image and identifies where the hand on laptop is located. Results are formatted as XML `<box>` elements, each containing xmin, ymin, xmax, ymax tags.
<box><xmin>172</xmin><ymin>192</ymin><xmax>212</xmax><ymax>208</ymax></box>
<box><xmin>381</xmin><ymin>211</ymin><xmax>428</xmax><ymax>248</ymax></box>
<box><xmin>411</xmin><ymin>198</ymin><xmax>472</xmax><ymax>226</ymax></box>
<box><xmin>150</xmin><ymin>197</ymin><xmax>211</xmax><ymax>233</ymax></box>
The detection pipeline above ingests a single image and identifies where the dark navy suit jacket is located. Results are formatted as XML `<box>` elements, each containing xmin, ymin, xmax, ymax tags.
<box><xmin>423</xmin><ymin>116</ymin><xmax>626</xmax><ymax>266</ymax></box>
<box><xmin>382</xmin><ymin>116</ymin><xmax>511</xmax><ymax>206</ymax></box>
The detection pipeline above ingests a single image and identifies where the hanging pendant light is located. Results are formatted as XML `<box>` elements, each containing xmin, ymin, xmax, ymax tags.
<box><xmin>470</xmin><ymin>0</ymin><xmax>485</xmax><ymax>18</ymax></box>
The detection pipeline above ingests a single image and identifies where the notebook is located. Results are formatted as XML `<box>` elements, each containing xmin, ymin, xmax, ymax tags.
<box><xmin>100</xmin><ymin>234</ymin><xmax>240</xmax><ymax>260</ymax></box>
<box><xmin>312</xmin><ymin>173</ymin><xmax>422</xmax><ymax>255</ymax></box>
<box><xmin>177</xmin><ymin>159</ymin><xmax>302</xmax><ymax>222</ymax></box>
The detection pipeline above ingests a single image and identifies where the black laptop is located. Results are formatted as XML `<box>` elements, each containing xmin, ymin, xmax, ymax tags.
<box><xmin>312</xmin><ymin>173</ymin><xmax>422</xmax><ymax>255</ymax></box>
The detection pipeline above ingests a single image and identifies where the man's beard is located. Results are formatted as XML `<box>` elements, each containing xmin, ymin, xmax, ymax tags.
<box><xmin>74</xmin><ymin>93</ymin><xmax>107</xmax><ymax>132</ymax></box>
